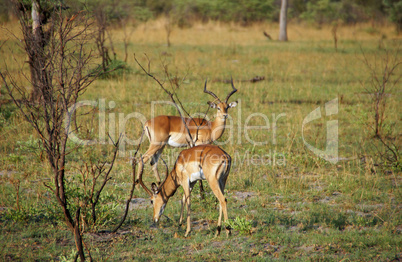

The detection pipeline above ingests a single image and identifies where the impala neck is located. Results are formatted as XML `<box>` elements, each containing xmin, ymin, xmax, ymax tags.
<box><xmin>210</xmin><ymin>115</ymin><xmax>227</xmax><ymax>141</ymax></box>
<box><xmin>159</xmin><ymin>170</ymin><xmax>179</xmax><ymax>202</ymax></box>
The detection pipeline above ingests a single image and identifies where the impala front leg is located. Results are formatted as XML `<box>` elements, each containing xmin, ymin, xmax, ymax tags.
<box><xmin>150</xmin><ymin>145</ymin><xmax>166</xmax><ymax>185</ymax></box>
<box><xmin>139</xmin><ymin>144</ymin><xmax>164</xmax><ymax>183</ymax></box>
<box><xmin>182</xmin><ymin>185</ymin><xmax>192</xmax><ymax>237</ymax></box>
<box><xmin>179</xmin><ymin>193</ymin><xmax>186</xmax><ymax>226</ymax></box>
<box><xmin>184</xmin><ymin>194</ymin><xmax>191</xmax><ymax>237</ymax></box>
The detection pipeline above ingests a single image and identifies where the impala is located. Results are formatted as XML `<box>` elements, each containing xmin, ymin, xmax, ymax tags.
<box><xmin>138</xmin><ymin>144</ymin><xmax>232</xmax><ymax>237</ymax></box>
<box><xmin>139</xmin><ymin>80</ymin><xmax>237</xmax><ymax>184</ymax></box>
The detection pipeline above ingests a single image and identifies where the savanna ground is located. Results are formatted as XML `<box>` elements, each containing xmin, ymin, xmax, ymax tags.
<box><xmin>0</xmin><ymin>19</ymin><xmax>401</xmax><ymax>261</ymax></box>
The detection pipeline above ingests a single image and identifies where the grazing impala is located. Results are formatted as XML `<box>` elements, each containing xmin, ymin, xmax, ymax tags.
<box><xmin>139</xmin><ymin>80</ymin><xmax>237</xmax><ymax>184</ymax></box>
<box><xmin>138</xmin><ymin>144</ymin><xmax>232</xmax><ymax>237</ymax></box>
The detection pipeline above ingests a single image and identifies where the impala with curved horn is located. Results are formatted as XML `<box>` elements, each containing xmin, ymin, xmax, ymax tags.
<box><xmin>140</xmin><ymin>79</ymin><xmax>237</xmax><ymax>184</ymax></box>
<box><xmin>138</xmin><ymin>144</ymin><xmax>232</xmax><ymax>237</ymax></box>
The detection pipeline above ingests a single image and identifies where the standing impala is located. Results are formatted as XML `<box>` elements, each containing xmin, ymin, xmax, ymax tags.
<box><xmin>139</xmin><ymin>80</ymin><xmax>237</xmax><ymax>184</ymax></box>
<box><xmin>138</xmin><ymin>144</ymin><xmax>232</xmax><ymax>237</ymax></box>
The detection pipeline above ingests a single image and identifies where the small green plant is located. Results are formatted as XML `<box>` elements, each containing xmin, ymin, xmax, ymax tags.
<box><xmin>226</xmin><ymin>216</ymin><xmax>252</xmax><ymax>235</ymax></box>
<box><xmin>364</xmin><ymin>27</ymin><xmax>380</xmax><ymax>35</ymax></box>
<box><xmin>4</xmin><ymin>186</ymin><xmax>61</xmax><ymax>223</ymax></box>
<box><xmin>15</xmin><ymin>135</ymin><xmax>44</xmax><ymax>161</ymax></box>
<box><xmin>4</xmin><ymin>208</ymin><xmax>29</xmax><ymax>222</ymax></box>
<box><xmin>8</xmin><ymin>153</ymin><xmax>25</xmax><ymax>163</ymax></box>
<box><xmin>59</xmin><ymin>249</ymin><xmax>77</xmax><ymax>262</ymax></box>
<box><xmin>94</xmin><ymin>59</ymin><xmax>132</xmax><ymax>79</ymax></box>
<box><xmin>65</xmin><ymin>173</ymin><xmax>120</xmax><ymax>231</ymax></box>
<box><xmin>243</xmin><ymin>178</ymin><xmax>253</xmax><ymax>188</ymax></box>
<box><xmin>0</xmin><ymin>102</ymin><xmax>16</xmax><ymax>129</ymax></box>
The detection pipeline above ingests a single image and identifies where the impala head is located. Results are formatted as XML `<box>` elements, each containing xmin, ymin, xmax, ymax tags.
<box><xmin>150</xmin><ymin>183</ymin><xmax>166</xmax><ymax>223</ymax></box>
<box><xmin>204</xmin><ymin>78</ymin><xmax>238</xmax><ymax>120</ymax></box>
<box><xmin>138</xmin><ymin>156</ymin><xmax>169</xmax><ymax>223</ymax></box>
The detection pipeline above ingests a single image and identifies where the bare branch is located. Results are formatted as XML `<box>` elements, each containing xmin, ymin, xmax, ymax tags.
<box><xmin>359</xmin><ymin>44</ymin><xmax>401</xmax><ymax>168</ymax></box>
<box><xmin>3</xmin><ymin>3</ymin><xmax>103</xmax><ymax>260</ymax></box>
<box><xmin>134</xmin><ymin>54</ymin><xmax>195</xmax><ymax>147</ymax></box>
<box><xmin>112</xmin><ymin>130</ymin><xmax>145</xmax><ymax>233</ymax></box>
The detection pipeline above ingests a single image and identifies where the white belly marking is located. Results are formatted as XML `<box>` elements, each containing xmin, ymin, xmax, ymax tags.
<box><xmin>168</xmin><ymin>137</ymin><xmax>186</xmax><ymax>147</ymax></box>
<box><xmin>189</xmin><ymin>169</ymin><xmax>205</xmax><ymax>183</ymax></box>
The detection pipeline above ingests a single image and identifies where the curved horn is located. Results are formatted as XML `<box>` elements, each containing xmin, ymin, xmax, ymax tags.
<box><xmin>137</xmin><ymin>156</ymin><xmax>153</xmax><ymax>197</ymax></box>
<box><xmin>203</xmin><ymin>79</ymin><xmax>221</xmax><ymax>102</ymax></box>
<box><xmin>225</xmin><ymin>77</ymin><xmax>237</xmax><ymax>103</ymax></box>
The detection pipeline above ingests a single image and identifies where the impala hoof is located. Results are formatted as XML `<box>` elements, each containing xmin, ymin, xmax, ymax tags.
<box><xmin>215</xmin><ymin>226</ymin><xmax>221</xmax><ymax>237</ymax></box>
<box><xmin>226</xmin><ymin>227</ymin><xmax>231</xmax><ymax>237</ymax></box>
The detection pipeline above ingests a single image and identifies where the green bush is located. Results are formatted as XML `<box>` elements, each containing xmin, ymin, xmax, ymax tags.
<box><xmin>139</xmin><ymin>0</ymin><xmax>276</xmax><ymax>26</ymax></box>
<box><xmin>93</xmin><ymin>59</ymin><xmax>132</xmax><ymax>80</ymax></box>
<box><xmin>299</xmin><ymin>0</ymin><xmax>372</xmax><ymax>25</ymax></box>
<box><xmin>0</xmin><ymin>0</ymin><xmax>399</xmax><ymax>26</ymax></box>
<box><xmin>300</xmin><ymin>0</ymin><xmax>342</xmax><ymax>25</ymax></box>
<box><xmin>384</xmin><ymin>0</ymin><xmax>402</xmax><ymax>33</ymax></box>
<box><xmin>0</xmin><ymin>103</ymin><xmax>16</xmax><ymax>129</ymax></box>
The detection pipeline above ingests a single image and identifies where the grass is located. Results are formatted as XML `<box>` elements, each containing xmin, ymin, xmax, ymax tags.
<box><xmin>0</xmin><ymin>19</ymin><xmax>401</xmax><ymax>261</ymax></box>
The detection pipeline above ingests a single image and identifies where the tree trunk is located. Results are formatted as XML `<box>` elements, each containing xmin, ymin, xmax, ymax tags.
<box><xmin>31</xmin><ymin>0</ymin><xmax>40</xmax><ymax>33</ymax></box>
<box><xmin>279</xmin><ymin>0</ymin><xmax>288</xmax><ymax>41</ymax></box>
<box><xmin>30</xmin><ymin>0</ymin><xmax>42</xmax><ymax>101</ymax></box>
<box><xmin>29</xmin><ymin>0</ymin><xmax>49</xmax><ymax>101</ymax></box>
<box><xmin>74</xmin><ymin>208</ymin><xmax>86</xmax><ymax>261</ymax></box>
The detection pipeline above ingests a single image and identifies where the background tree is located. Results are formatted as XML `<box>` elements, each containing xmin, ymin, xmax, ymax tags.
<box><xmin>82</xmin><ymin>0</ymin><xmax>134</xmax><ymax>77</ymax></box>
<box><xmin>279</xmin><ymin>0</ymin><xmax>288</xmax><ymax>41</ymax></box>
<box><xmin>13</xmin><ymin>0</ymin><xmax>55</xmax><ymax>101</ymax></box>
<box><xmin>360</xmin><ymin>46</ymin><xmax>401</xmax><ymax>168</ymax></box>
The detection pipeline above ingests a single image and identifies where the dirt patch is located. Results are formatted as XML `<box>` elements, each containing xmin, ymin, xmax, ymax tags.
<box><xmin>356</xmin><ymin>203</ymin><xmax>384</xmax><ymax>211</ymax></box>
<box><xmin>232</xmin><ymin>191</ymin><xmax>258</xmax><ymax>201</ymax></box>
<box><xmin>0</xmin><ymin>170</ymin><xmax>18</xmax><ymax>177</ymax></box>
<box><xmin>129</xmin><ymin>198</ymin><xmax>149</xmax><ymax>210</ymax></box>
<box><xmin>192</xmin><ymin>219</ymin><xmax>211</xmax><ymax>231</ymax></box>
<box><xmin>263</xmin><ymin>242</ymin><xmax>282</xmax><ymax>254</ymax></box>
<box><xmin>296</xmin><ymin>245</ymin><xmax>317</xmax><ymax>252</ymax></box>
<box><xmin>319</xmin><ymin>196</ymin><xmax>333</xmax><ymax>204</ymax></box>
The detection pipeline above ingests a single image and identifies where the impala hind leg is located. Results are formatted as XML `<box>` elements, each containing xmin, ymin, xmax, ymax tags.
<box><xmin>199</xmin><ymin>181</ymin><xmax>206</xmax><ymax>200</ymax></box>
<box><xmin>209</xmin><ymin>179</ymin><xmax>230</xmax><ymax>237</ymax></box>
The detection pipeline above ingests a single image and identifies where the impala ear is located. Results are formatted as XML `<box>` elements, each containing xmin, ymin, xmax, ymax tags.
<box><xmin>228</xmin><ymin>101</ymin><xmax>238</xmax><ymax>108</ymax></box>
<box><xmin>207</xmin><ymin>101</ymin><xmax>217</xmax><ymax>108</ymax></box>
<box><xmin>151</xmin><ymin>183</ymin><xmax>159</xmax><ymax>194</ymax></box>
